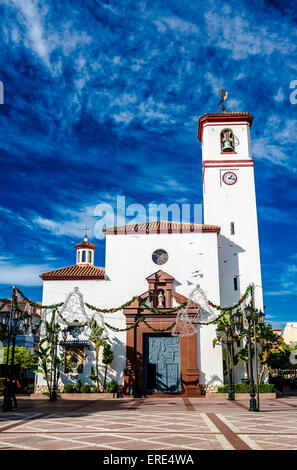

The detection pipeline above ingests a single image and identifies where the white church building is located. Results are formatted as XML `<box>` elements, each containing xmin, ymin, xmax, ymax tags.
<box><xmin>37</xmin><ymin>111</ymin><xmax>263</xmax><ymax>396</ymax></box>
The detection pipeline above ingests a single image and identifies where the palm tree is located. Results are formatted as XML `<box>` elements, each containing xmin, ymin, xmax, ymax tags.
<box><xmin>89</xmin><ymin>319</ymin><xmax>108</xmax><ymax>390</ymax></box>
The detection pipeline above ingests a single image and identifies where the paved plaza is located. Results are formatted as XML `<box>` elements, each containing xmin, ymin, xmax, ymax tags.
<box><xmin>0</xmin><ymin>396</ymin><xmax>297</xmax><ymax>450</ymax></box>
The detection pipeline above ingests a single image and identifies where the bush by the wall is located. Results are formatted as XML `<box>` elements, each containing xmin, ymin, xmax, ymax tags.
<box><xmin>106</xmin><ymin>380</ymin><xmax>118</xmax><ymax>393</ymax></box>
<box><xmin>217</xmin><ymin>383</ymin><xmax>275</xmax><ymax>393</ymax></box>
<box><xmin>63</xmin><ymin>384</ymin><xmax>74</xmax><ymax>393</ymax></box>
<box><xmin>73</xmin><ymin>379</ymin><xmax>83</xmax><ymax>393</ymax></box>
<box><xmin>80</xmin><ymin>384</ymin><xmax>91</xmax><ymax>393</ymax></box>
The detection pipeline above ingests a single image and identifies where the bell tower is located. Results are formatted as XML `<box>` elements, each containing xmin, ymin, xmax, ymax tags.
<box><xmin>198</xmin><ymin>110</ymin><xmax>263</xmax><ymax>309</ymax></box>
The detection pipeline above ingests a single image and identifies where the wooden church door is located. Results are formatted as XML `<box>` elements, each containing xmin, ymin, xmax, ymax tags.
<box><xmin>143</xmin><ymin>333</ymin><xmax>181</xmax><ymax>393</ymax></box>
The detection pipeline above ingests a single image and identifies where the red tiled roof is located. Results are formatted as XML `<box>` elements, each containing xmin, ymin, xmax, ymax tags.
<box><xmin>75</xmin><ymin>240</ymin><xmax>96</xmax><ymax>250</ymax></box>
<box><xmin>0</xmin><ymin>299</ymin><xmax>42</xmax><ymax>316</ymax></box>
<box><xmin>199</xmin><ymin>112</ymin><xmax>254</xmax><ymax>119</ymax></box>
<box><xmin>103</xmin><ymin>220</ymin><xmax>220</xmax><ymax>235</ymax></box>
<box><xmin>40</xmin><ymin>264</ymin><xmax>105</xmax><ymax>280</ymax></box>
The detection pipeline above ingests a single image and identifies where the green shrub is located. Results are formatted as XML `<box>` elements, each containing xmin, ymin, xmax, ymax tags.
<box><xmin>217</xmin><ymin>383</ymin><xmax>275</xmax><ymax>393</ymax></box>
<box><xmin>63</xmin><ymin>384</ymin><xmax>74</xmax><ymax>393</ymax></box>
<box><xmin>91</xmin><ymin>387</ymin><xmax>99</xmax><ymax>393</ymax></box>
<box><xmin>74</xmin><ymin>379</ymin><xmax>83</xmax><ymax>393</ymax></box>
<box><xmin>80</xmin><ymin>384</ymin><xmax>91</xmax><ymax>393</ymax></box>
<box><xmin>106</xmin><ymin>379</ymin><xmax>118</xmax><ymax>393</ymax></box>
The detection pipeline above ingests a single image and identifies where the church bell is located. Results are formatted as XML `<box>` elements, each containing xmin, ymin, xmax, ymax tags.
<box><xmin>222</xmin><ymin>140</ymin><xmax>234</xmax><ymax>152</ymax></box>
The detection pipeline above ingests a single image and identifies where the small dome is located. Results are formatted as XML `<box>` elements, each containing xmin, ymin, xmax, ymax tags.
<box><xmin>75</xmin><ymin>235</ymin><xmax>96</xmax><ymax>251</ymax></box>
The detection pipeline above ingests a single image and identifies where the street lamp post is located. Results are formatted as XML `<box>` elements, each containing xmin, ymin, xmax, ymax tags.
<box><xmin>1</xmin><ymin>292</ymin><xmax>32</xmax><ymax>412</ymax></box>
<box><xmin>234</xmin><ymin>306</ymin><xmax>265</xmax><ymax>412</ymax></box>
<box><xmin>216</xmin><ymin>325</ymin><xmax>235</xmax><ymax>400</ymax></box>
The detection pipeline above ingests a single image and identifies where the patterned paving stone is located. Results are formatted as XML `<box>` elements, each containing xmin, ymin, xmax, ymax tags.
<box><xmin>0</xmin><ymin>397</ymin><xmax>297</xmax><ymax>450</ymax></box>
<box><xmin>217</xmin><ymin>411</ymin><xmax>297</xmax><ymax>435</ymax></box>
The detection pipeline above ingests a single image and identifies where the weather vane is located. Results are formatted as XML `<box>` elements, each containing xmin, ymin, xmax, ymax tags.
<box><xmin>217</xmin><ymin>89</ymin><xmax>228</xmax><ymax>113</ymax></box>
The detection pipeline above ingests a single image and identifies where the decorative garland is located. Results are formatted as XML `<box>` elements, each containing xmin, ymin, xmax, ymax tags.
<box><xmin>85</xmin><ymin>296</ymin><xmax>138</xmax><ymax>314</ymax></box>
<box><xmin>142</xmin><ymin>319</ymin><xmax>177</xmax><ymax>332</ymax></box>
<box><xmin>105</xmin><ymin>317</ymin><xmax>177</xmax><ymax>333</ymax></box>
<box><xmin>15</xmin><ymin>287</ymin><xmax>63</xmax><ymax>310</ymax></box>
<box><xmin>139</xmin><ymin>301</ymin><xmax>186</xmax><ymax>314</ymax></box>
<box><xmin>13</xmin><ymin>284</ymin><xmax>255</xmax><ymax>335</ymax></box>
<box><xmin>15</xmin><ymin>287</ymin><xmax>185</xmax><ymax>316</ymax></box>
<box><xmin>208</xmin><ymin>285</ymin><xmax>253</xmax><ymax>313</ymax></box>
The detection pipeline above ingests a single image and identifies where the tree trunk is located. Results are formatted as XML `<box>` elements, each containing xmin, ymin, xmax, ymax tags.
<box><xmin>103</xmin><ymin>365</ymin><xmax>107</xmax><ymax>391</ymax></box>
<box><xmin>95</xmin><ymin>344</ymin><xmax>100</xmax><ymax>389</ymax></box>
<box><xmin>259</xmin><ymin>364</ymin><xmax>266</xmax><ymax>384</ymax></box>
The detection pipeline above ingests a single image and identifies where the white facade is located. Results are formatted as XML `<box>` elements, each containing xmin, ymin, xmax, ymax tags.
<box><xmin>283</xmin><ymin>323</ymin><xmax>297</xmax><ymax>346</ymax></box>
<box><xmin>37</xmin><ymin>111</ymin><xmax>263</xmax><ymax>393</ymax></box>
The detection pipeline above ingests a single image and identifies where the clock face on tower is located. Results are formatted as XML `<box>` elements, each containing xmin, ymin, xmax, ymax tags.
<box><xmin>152</xmin><ymin>249</ymin><xmax>168</xmax><ymax>265</ymax></box>
<box><xmin>222</xmin><ymin>171</ymin><xmax>237</xmax><ymax>185</ymax></box>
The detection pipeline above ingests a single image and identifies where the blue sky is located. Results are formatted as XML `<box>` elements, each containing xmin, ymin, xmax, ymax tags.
<box><xmin>0</xmin><ymin>0</ymin><xmax>297</xmax><ymax>329</ymax></box>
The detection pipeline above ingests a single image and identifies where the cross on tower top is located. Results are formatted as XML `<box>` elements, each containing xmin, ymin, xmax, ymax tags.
<box><xmin>83</xmin><ymin>226</ymin><xmax>89</xmax><ymax>239</ymax></box>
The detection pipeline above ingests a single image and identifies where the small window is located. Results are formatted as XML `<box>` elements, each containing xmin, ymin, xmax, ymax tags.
<box><xmin>77</xmin><ymin>251</ymin><xmax>80</xmax><ymax>263</ymax></box>
<box><xmin>88</xmin><ymin>251</ymin><xmax>92</xmax><ymax>263</ymax></box>
<box><xmin>237</xmin><ymin>339</ymin><xmax>241</xmax><ymax>348</ymax></box>
<box><xmin>230</xmin><ymin>222</ymin><xmax>235</xmax><ymax>235</ymax></box>
<box><xmin>152</xmin><ymin>249</ymin><xmax>168</xmax><ymax>265</ymax></box>
<box><xmin>82</xmin><ymin>250</ymin><xmax>86</xmax><ymax>262</ymax></box>
<box><xmin>234</xmin><ymin>277</ymin><xmax>238</xmax><ymax>291</ymax></box>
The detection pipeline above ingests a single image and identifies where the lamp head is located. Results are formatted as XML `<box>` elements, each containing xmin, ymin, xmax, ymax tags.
<box><xmin>244</xmin><ymin>304</ymin><xmax>253</xmax><ymax>320</ymax></box>
<box><xmin>12</xmin><ymin>308</ymin><xmax>20</xmax><ymax>322</ymax></box>
<box><xmin>1</xmin><ymin>314</ymin><xmax>9</xmax><ymax>327</ymax></box>
<box><xmin>258</xmin><ymin>310</ymin><xmax>265</xmax><ymax>325</ymax></box>
<box><xmin>234</xmin><ymin>311</ymin><xmax>242</xmax><ymax>326</ymax></box>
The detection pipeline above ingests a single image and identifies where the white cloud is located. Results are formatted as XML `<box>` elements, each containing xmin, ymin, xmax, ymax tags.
<box><xmin>253</xmin><ymin>137</ymin><xmax>289</xmax><ymax>166</ymax></box>
<box><xmin>32</xmin><ymin>195</ymin><xmax>129</xmax><ymax>240</ymax></box>
<box><xmin>113</xmin><ymin>111</ymin><xmax>134</xmax><ymax>124</ymax></box>
<box><xmin>275</xmin><ymin>119</ymin><xmax>297</xmax><ymax>144</ymax></box>
<box><xmin>11</xmin><ymin>0</ymin><xmax>52</xmax><ymax>65</ymax></box>
<box><xmin>258</xmin><ymin>206</ymin><xmax>297</xmax><ymax>226</ymax></box>
<box><xmin>0</xmin><ymin>262</ymin><xmax>49</xmax><ymax>286</ymax></box>
<box><xmin>6</xmin><ymin>0</ymin><xmax>91</xmax><ymax>74</ymax></box>
<box><xmin>204</xmin><ymin>10</ymin><xmax>295</xmax><ymax>60</ymax></box>
<box><xmin>154</xmin><ymin>16</ymin><xmax>199</xmax><ymax>35</ymax></box>
<box><xmin>33</xmin><ymin>205</ymin><xmax>98</xmax><ymax>239</ymax></box>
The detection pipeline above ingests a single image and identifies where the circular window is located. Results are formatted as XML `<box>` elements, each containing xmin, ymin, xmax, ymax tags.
<box><xmin>152</xmin><ymin>249</ymin><xmax>169</xmax><ymax>265</ymax></box>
